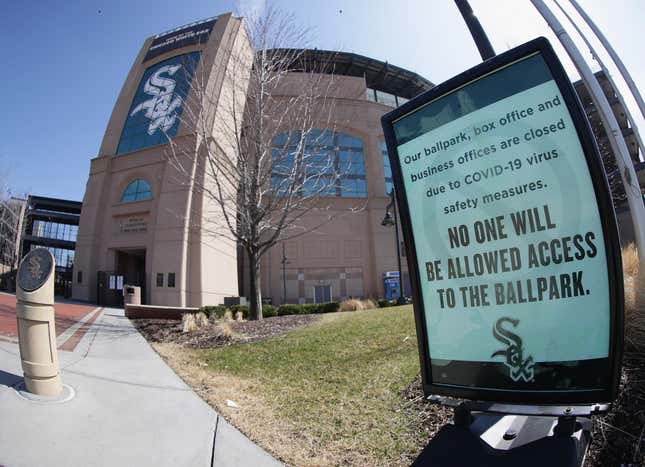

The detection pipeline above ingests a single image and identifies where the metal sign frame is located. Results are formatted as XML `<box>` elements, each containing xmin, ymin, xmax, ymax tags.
<box><xmin>381</xmin><ymin>37</ymin><xmax>623</xmax><ymax>405</ymax></box>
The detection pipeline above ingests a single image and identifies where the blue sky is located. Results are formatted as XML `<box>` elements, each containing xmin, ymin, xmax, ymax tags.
<box><xmin>2</xmin><ymin>0</ymin><xmax>642</xmax><ymax>201</ymax></box>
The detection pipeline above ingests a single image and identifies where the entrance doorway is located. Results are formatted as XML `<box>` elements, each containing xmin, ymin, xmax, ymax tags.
<box><xmin>116</xmin><ymin>249</ymin><xmax>146</xmax><ymax>303</ymax></box>
<box><xmin>97</xmin><ymin>249</ymin><xmax>146</xmax><ymax>307</ymax></box>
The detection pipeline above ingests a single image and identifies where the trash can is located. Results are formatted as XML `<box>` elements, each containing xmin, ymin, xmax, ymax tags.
<box><xmin>123</xmin><ymin>285</ymin><xmax>141</xmax><ymax>306</ymax></box>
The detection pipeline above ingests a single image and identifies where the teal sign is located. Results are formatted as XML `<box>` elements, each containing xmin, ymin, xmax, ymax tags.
<box><xmin>382</xmin><ymin>38</ymin><xmax>623</xmax><ymax>404</ymax></box>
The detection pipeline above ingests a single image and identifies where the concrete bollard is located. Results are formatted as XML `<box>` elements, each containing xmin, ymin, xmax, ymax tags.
<box><xmin>16</xmin><ymin>248</ymin><xmax>62</xmax><ymax>396</ymax></box>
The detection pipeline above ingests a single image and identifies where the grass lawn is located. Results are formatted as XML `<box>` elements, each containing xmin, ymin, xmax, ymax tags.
<box><xmin>154</xmin><ymin>305</ymin><xmax>434</xmax><ymax>465</ymax></box>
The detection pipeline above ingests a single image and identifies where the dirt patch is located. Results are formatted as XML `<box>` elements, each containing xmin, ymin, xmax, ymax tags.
<box><xmin>400</xmin><ymin>375</ymin><xmax>453</xmax><ymax>445</ymax></box>
<box><xmin>132</xmin><ymin>313</ymin><xmax>320</xmax><ymax>349</ymax></box>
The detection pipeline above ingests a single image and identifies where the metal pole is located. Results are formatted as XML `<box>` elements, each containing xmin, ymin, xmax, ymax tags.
<box><xmin>530</xmin><ymin>0</ymin><xmax>645</xmax><ymax>265</ymax></box>
<box><xmin>392</xmin><ymin>191</ymin><xmax>405</xmax><ymax>303</ymax></box>
<box><xmin>569</xmin><ymin>0</ymin><xmax>645</xmax><ymax>120</ymax></box>
<box><xmin>454</xmin><ymin>0</ymin><xmax>496</xmax><ymax>60</ymax></box>
<box><xmin>281</xmin><ymin>243</ymin><xmax>287</xmax><ymax>304</ymax></box>
<box><xmin>552</xmin><ymin>0</ymin><xmax>645</xmax><ymax>159</ymax></box>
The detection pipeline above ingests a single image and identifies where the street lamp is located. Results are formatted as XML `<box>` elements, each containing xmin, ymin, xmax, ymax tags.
<box><xmin>381</xmin><ymin>190</ymin><xmax>406</xmax><ymax>305</ymax></box>
<box><xmin>281</xmin><ymin>243</ymin><xmax>289</xmax><ymax>304</ymax></box>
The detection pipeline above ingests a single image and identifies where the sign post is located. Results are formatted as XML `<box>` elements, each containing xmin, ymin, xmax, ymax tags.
<box><xmin>381</xmin><ymin>37</ymin><xmax>623</xmax><ymax>464</ymax></box>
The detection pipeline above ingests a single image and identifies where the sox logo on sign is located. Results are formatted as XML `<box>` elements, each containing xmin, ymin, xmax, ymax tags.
<box><xmin>130</xmin><ymin>64</ymin><xmax>184</xmax><ymax>135</ymax></box>
<box><xmin>491</xmin><ymin>317</ymin><xmax>535</xmax><ymax>382</ymax></box>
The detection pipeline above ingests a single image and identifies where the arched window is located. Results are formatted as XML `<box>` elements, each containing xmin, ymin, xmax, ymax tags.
<box><xmin>121</xmin><ymin>179</ymin><xmax>152</xmax><ymax>202</ymax></box>
<box><xmin>271</xmin><ymin>130</ymin><xmax>368</xmax><ymax>198</ymax></box>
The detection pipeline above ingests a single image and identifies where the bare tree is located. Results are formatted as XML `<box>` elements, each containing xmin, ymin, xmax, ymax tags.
<box><xmin>0</xmin><ymin>173</ymin><xmax>24</xmax><ymax>291</ymax></box>
<box><xmin>167</xmin><ymin>7</ymin><xmax>362</xmax><ymax>319</ymax></box>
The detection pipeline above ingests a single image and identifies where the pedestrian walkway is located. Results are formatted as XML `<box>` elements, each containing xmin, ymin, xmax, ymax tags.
<box><xmin>0</xmin><ymin>304</ymin><xmax>282</xmax><ymax>467</ymax></box>
<box><xmin>0</xmin><ymin>291</ymin><xmax>100</xmax><ymax>350</ymax></box>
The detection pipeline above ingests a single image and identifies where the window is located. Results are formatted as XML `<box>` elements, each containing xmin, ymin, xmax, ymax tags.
<box><xmin>121</xmin><ymin>179</ymin><xmax>152</xmax><ymax>202</ymax></box>
<box><xmin>375</xmin><ymin>90</ymin><xmax>397</xmax><ymax>107</ymax></box>
<box><xmin>382</xmin><ymin>141</ymin><xmax>393</xmax><ymax>195</ymax></box>
<box><xmin>31</xmin><ymin>245</ymin><xmax>75</xmax><ymax>269</ymax></box>
<box><xmin>167</xmin><ymin>272</ymin><xmax>175</xmax><ymax>288</ymax></box>
<box><xmin>77</xmin><ymin>271</ymin><xmax>83</xmax><ymax>284</ymax></box>
<box><xmin>30</xmin><ymin>220</ymin><xmax>78</xmax><ymax>242</ymax></box>
<box><xmin>314</xmin><ymin>285</ymin><xmax>332</xmax><ymax>303</ymax></box>
<box><xmin>116</xmin><ymin>52</ymin><xmax>201</xmax><ymax>155</ymax></box>
<box><xmin>366</xmin><ymin>87</ymin><xmax>410</xmax><ymax>107</ymax></box>
<box><xmin>156</xmin><ymin>273</ymin><xmax>164</xmax><ymax>287</ymax></box>
<box><xmin>271</xmin><ymin>130</ymin><xmax>368</xmax><ymax>198</ymax></box>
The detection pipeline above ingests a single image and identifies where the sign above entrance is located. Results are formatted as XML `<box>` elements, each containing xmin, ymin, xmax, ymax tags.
<box><xmin>144</xmin><ymin>17</ymin><xmax>216</xmax><ymax>62</ymax></box>
<box><xmin>381</xmin><ymin>38</ymin><xmax>623</xmax><ymax>405</ymax></box>
<box><xmin>119</xmin><ymin>216</ymin><xmax>148</xmax><ymax>234</ymax></box>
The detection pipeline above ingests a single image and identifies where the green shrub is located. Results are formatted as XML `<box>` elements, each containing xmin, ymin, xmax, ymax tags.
<box><xmin>302</xmin><ymin>303</ymin><xmax>319</xmax><ymax>314</ymax></box>
<box><xmin>262</xmin><ymin>304</ymin><xmax>277</xmax><ymax>318</ymax></box>
<box><xmin>274</xmin><ymin>302</ymin><xmax>340</xmax><ymax>316</ymax></box>
<box><xmin>230</xmin><ymin>304</ymin><xmax>250</xmax><ymax>319</ymax></box>
<box><xmin>278</xmin><ymin>304</ymin><xmax>303</xmax><ymax>316</ymax></box>
<box><xmin>199</xmin><ymin>305</ymin><xmax>229</xmax><ymax>318</ymax></box>
<box><xmin>318</xmin><ymin>301</ymin><xmax>340</xmax><ymax>313</ymax></box>
<box><xmin>377</xmin><ymin>299</ymin><xmax>396</xmax><ymax>308</ymax></box>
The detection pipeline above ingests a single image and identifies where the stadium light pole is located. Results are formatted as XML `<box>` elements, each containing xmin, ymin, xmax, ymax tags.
<box><xmin>553</xmin><ymin>0</ymin><xmax>644</xmax><ymax>158</ymax></box>
<box><xmin>531</xmin><ymin>0</ymin><xmax>645</xmax><ymax>265</ymax></box>
<box><xmin>569</xmin><ymin>0</ymin><xmax>645</xmax><ymax>120</ymax></box>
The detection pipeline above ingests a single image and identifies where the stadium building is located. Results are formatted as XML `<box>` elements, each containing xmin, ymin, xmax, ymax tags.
<box><xmin>72</xmin><ymin>13</ymin><xmax>433</xmax><ymax>307</ymax></box>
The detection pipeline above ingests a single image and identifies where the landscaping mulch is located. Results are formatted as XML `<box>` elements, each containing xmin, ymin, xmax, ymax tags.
<box><xmin>586</xmin><ymin>351</ymin><xmax>645</xmax><ymax>466</ymax></box>
<box><xmin>132</xmin><ymin>314</ymin><xmax>321</xmax><ymax>349</ymax></box>
<box><xmin>402</xmin><ymin>354</ymin><xmax>645</xmax><ymax>466</ymax></box>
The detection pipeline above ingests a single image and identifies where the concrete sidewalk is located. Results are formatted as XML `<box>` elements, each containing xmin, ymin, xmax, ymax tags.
<box><xmin>0</xmin><ymin>307</ymin><xmax>281</xmax><ymax>467</ymax></box>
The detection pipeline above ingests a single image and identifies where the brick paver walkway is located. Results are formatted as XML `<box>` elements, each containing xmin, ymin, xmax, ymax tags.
<box><xmin>0</xmin><ymin>292</ymin><xmax>101</xmax><ymax>351</ymax></box>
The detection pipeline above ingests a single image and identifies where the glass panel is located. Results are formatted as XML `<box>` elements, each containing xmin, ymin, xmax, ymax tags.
<box><xmin>307</xmin><ymin>129</ymin><xmax>334</xmax><ymax>147</ymax></box>
<box><xmin>272</xmin><ymin>130</ymin><xmax>366</xmax><ymax>198</ymax></box>
<box><xmin>306</xmin><ymin>151</ymin><xmax>334</xmax><ymax>175</ymax></box>
<box><xmin>381</xmin><ymin>141</ymin><xmax>393</xmax><ymax>194</ymax></box>
<box><xmin>339</xmin><ymin>151</ymin><xmax>365</xmax><ymax>175</ymax></box>
<box><xmin>121</xmin><ymin>179</ymin><xmax>152</xmax><ymax>202</ymax></box>
<box><xmin>123</xmin><ymin>182</ymin><xmax>138</xmax><ymax>196</ymax></box>
<box><xmin>375</xmin><ymin>90</ymin><xmax>397</xmax><ymax>107</ymax></box>
<box><xmin>302</xmin><ymin>177</ymin><xmax>336</xmax><ymax>197</ymax></box>
<box><xmin>340</xmin><ymin>178</ymin><xmax>367</xmax><ymax>197</ymax></box>
<box><xmin>337</xmin><ymin>133</ymin><xmax>363</xmax><ymax>149</ymax></box>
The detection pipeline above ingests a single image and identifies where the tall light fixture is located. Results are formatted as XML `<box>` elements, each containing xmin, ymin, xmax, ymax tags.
<box><xmin>381</xmin><ymin>190</ymin><xmax>406</xmax><ymax>304</ymax></box>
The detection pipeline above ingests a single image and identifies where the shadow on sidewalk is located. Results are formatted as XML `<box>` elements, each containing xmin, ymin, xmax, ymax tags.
<box><xmin>0</xmin><ymin>369</ymin><xmax>22</xmax><ymax>388</ymax></box>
